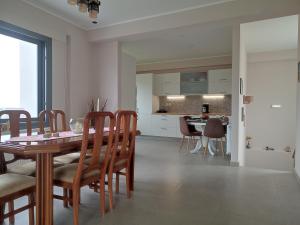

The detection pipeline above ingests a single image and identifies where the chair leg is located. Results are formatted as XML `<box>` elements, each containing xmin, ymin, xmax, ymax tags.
<box><xmin>63</xmin><ymin>188</ymin><xmax>69</xmax><ymax>208</ymax></box>
<box><xmin>204</xmin><ymin>138</ymin><xmax>209</xmax><ymax>156</ymax></box>
<box><xmin>126</xmin><ymin>167</ymin><xmax>131</xmax><ymax>199</ymax></box>
<box><xmin>28</xmin><ymin>194</ymin><xmax>34</xmax><ymax>225</ymax></box>
<box><xmin>100</xmin><ymin>176</ymin><xmax>106</xmax><ymax>216</ymax></box>
<box><xmin>220</xmin><ymin>138</ymin><xmax>225</xmax><ymax>157</ymax></box>
<box><xmin>115</xmin><ymin>173</ymin><xmax>119</xmax><ymax>194</ymax></box>
<box><xmin>72</xmin><ymin>189</ymin><xmax>80</xmax><ymax>225</ymax></box>
<box><xmin>8</xmin><ymin>200</ymin><xmax>14</xmax><ymax>224</ymax></box>
<box><xmin>0</xmin><ymin>203</ymin><xmax>4</xmax><ymax>224</ymax></box>
<box><xmin>179</xmin><ymin>136</ymin><xmax>185</xmax><ymax>151</ymax></box>
<box><xmin>93</xmin><ymin>182</ymin><xmax>98</xmax><ymax>193</ymax></box>
<box><xmin>69</xmin><ymin>189</ymin><xmax>73</xmax><ymax>206</ymax></box>
<box><xmin>108</xmin><ymin>171</ymin><xmax>114</xmax><ymax>211</ymax></box>
<box><xmin>186</xmin><ymin>137</ymin><xmax>190</xmax><ymax>152</ymax></box>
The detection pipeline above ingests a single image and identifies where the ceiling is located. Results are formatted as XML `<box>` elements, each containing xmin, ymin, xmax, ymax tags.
<box><xmin>243</xmin><ymin>15</ymin><xmax>299</xmax><ymax>53</ymax></box>
<box><xmin>22</xmin><ymin>0</ymin><xmax>234</xmax><ymax>30</ymax></box>
<box><xmin>124</xmin><ymin>15</ymin><xmax>299</xmax><ymax>64</ymax></box>
<box><xmin>122</xmin><ymin>22</ymin><xmax>233</xmax><ymax>64</ymax></box>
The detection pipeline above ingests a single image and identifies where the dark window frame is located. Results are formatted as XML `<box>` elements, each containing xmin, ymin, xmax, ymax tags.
<box><xmin>0</xmin><ymin>20</ymin><xmax>52</xmax><ymax>128</ymax></box>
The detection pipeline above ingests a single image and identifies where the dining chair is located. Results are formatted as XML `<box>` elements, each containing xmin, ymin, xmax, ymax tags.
<box><xmin>107</xmin><ymin>110</ymin><xmax>137</xmax><ymax>210</ymax></box>
<box><xmin>0</xmin><ymin>154</ymin><xmax>35</xmax><ymax>225</ymax></box>
<box><xmin>179</xmin><ymin>116</ymin><xmax>202</xmax><ymax>152</ymax></box>
<box><xmin>0</xmin><ymin>172</ymin><xmax>36</xmax><ymax>225</ymax></box>
<box><xmin>38</xmin><ymin>110</ymin><xmax>55</xmax><ymax>134</ymax></box>
<box><xmin>203</xmin><ymin>118</ymin><xmax>226</xmax><ymax>156</ymax></box>
<box><xmin>53</xmin><ymin>112</ymin><xmax>115</xmax><ymax>225</ymax></box>
<box><xmin>0</xmin><ymin>109</ymin><xmax>35</xmax><ymax>224</ymax></box>
<box><xmin>39</xmin><ymin>109</ymin><xmax>68</xmax><ymax>134</ymax></box>
<box><xmin>0</xmin><ymin>110</ymin><xmax>37</xmax><ymax>176</ymax></box>
<box><xmin>51</xmin><ymin>110</ymin><xmax>68</xmax><ymax>132</ymax></box>
<box><xmin>0</xmin><ymin>127</ymin><xmax>35</xmax><ymax>225</ymax></box>
<box><xmin>52</xmin><ymin>110</ymin><xmax>82</xmax><ymax>165</ymax></box>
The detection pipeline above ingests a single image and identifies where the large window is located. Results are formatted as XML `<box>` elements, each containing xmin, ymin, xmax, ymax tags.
<box><xmin>0</xmin><ymin>21</ymin><xmax>52</xmax><ymax>120</ymax></box>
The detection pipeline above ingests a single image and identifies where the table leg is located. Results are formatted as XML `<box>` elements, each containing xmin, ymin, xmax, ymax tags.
<box><xmin>190</xmin><ymin>139</ymin><xmax>203</xmax><ymax>154</ymax></box>
<box><xmin>35</xmin><ymin>153</ymin><xmax>53</xmax><ymax>225</ymax></box>
<box><xmin>207</xmin><ymin>139</ymin><xmax>215</xmax><ymax>156</ymax></box>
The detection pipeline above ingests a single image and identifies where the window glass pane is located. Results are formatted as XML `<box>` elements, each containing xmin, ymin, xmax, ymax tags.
<box><xmin>0</xmin><ymin>34</ymin><xmax>38</xmax><ymax>117</ymax></box>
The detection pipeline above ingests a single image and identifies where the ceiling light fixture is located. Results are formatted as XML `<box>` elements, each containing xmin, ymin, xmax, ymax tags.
<box><xmin>167</xmin><ymin>95</ymin><xmax>186</xmax><ymax>100</ymax></box>
<box><xmin>68</xmin><ymin>0</ymin><xmax>101</xmax><ymax>19</ymax></box>
<box><xmin>202</xmin><ymin>95</ymin><xmax>225</xmax><ymax>99</ymax></box>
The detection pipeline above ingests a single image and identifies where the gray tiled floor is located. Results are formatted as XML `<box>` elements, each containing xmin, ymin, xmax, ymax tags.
<box><xmin>8</xmin><ymin>137</ymin><xmax>300</xmax><ymax>225</ymax></box>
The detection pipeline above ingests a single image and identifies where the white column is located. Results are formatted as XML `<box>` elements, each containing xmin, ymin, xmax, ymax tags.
<box><xmin>295</xmin><ymin>15</ymin><xmax>300</xmax><ymax>177</ymax></box>
<box><xmin>231</xmin><ymin>23</ymin><xmax>247</xmax><ymax>166</ymax></box>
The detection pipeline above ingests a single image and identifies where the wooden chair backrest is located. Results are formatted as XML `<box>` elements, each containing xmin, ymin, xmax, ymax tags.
<box><xmin>39</xmin><ymin>109</ymin><xmax>68</xmax><ymax>134</ymax></box>
<box><xmin>112</xmin><ymin>110</ymin><xmax>137</xmax><ymax>162</ymax></box>
<box><xmin>0</xmin><ymin>110</ymin><xmax>32</xmax><ymax>171</ymax></box>
<box><xmin>0</xmin><ymin>110</ymin><xmax>32</xmax><ymax>138</ymax></box>
<box><xmin>51</xmin><ymin>110</ymin><xmax>68</xmax><ymax>132</ymax></box>
<box><xmin>73</xmin><ymin>111</ymin><xmax>115</xmax><ymax>186</ymax></box>
<box><xmin>38</xmin><ymin>110</ymin><xmax>55</xmax><ymax>134</ymax></box>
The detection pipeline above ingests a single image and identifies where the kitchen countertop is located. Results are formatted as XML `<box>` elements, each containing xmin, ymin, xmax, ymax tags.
<box><xmin>152</xmin><ymin>112</ymin><xmax>231</xmax><ymax>116</ymax></box>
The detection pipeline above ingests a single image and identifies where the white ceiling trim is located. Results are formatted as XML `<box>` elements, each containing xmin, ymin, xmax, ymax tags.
<box><xmin>21</xmin><ymin>0</ymin><xmax>88</xmax><ymax>30</ymax></box>
<box><xmin>136</xmin><ymin>54</ymin><xmax>232</xmax><ymax>65</ymax></box>
<box><xmin>22</xmin><ymin>0</ymin><xmax>235</xmax><ymax>31</ymax></box>
<box><xmin>90</xmin><ymin>0</ymin><xmax>236</xmax><ymax>30</ymax></box>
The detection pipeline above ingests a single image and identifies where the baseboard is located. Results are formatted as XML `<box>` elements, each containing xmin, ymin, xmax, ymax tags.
<box><xmin>294</xmin><ymin>169</ymin><xmax>300</xmax><ymax>184</ymax></box>
<box><xmin>230</xmin><ymin>161</ymin><xmax>239</xmax><ymax>167</ymax></box>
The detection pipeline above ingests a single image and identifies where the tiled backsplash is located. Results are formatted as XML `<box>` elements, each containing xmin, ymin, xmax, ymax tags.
<box><xmin>158</xmin><ymin>95</ymin><xmax>231</xmax><ymax>115</ymax></box>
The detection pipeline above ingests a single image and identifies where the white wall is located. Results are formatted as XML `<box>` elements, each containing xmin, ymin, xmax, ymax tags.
<box><xmin>238</xmin><ymin>26</ymin><xmax>247</xmax><ymax>166</ymax></box>
<box><xmin>295</xmin><ymin>16</ymin><xmax>300</xmax><ymax>177</ymax></box>
<box><xmin>246</xmin><ymin>50</ymin><xmax>297</xmax><ymax>151</ymax></box>
<box><xmin>119</xmin><ymin>52</ymin><xmax>137</xmax><ymax>110</ymax></box>
<box><xmin>0</xmin><ymin>0</ymin><xmax>92</xmax><ymax>118</ymax></box>
<box><xmin>231</xmin><ymin>24</ymin><xmax>247</xmax><ymax>166</ymax></box>
<box><xmin>91</xmin><ymin>41</ymin><xmax>120</xmax><ymax>112</ymax></box>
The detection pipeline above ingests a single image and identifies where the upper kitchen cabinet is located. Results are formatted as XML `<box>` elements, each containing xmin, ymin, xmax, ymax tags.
<box><xmin>180</xmin><ymin>72</ymin><xmax>208</xmax><ymax>95</ymax></box>
<box><xmin>153</xmin><ymin>73</ymin><xmax>180</xmax><ymax>96</ymax></box>
<box><xmin>208</xmin><ymin>69</ymin><xmax>232</xmax><ymax>94</ymax></box>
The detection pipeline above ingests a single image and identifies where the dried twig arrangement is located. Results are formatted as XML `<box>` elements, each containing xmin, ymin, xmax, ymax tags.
<box><xmin>101</xmin><ymin>99</ymin><xmax>108</xmax><ymax>112</ymax></box>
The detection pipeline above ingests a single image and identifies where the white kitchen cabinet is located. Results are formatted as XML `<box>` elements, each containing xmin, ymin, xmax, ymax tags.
<box><xmin>208</xmin><ymin>69</ymin><xmax>232</xmax><ymax>95</ymax></box>
<box><xmin>137</xmin><ymin>74</ymin><xmax>153</xmax><ymax>114</ymax></box>
<box><xmin>150</xmin><ymin>115</ymin><xmax>181</xmax><ymax>138</ymax></box>
<box><xmin>137</xmin><ymin>114</ymin><xmax>153</xmax><ymax>136</ymax></box>
<box><xmin>180</xmin><ymin>72</ymin><xmax>208</xmax><ymax>95</ymax></box>
<box><xmin>137</xmin><ymin>73</ymin><xmax>154</xmax><ymax>135</ymax></box>
<box><xmin>153</xmin><ymin>73</ymin><xmax>180</xmax><ymax>96</ymax></box>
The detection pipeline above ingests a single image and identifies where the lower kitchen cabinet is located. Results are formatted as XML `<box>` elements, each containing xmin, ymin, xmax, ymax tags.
<box><xmin>137</xmin><ymin>114</ymin><xmax>153</xmax><ymax>136</ymax></box>
<box><xmin>137</xmin><ymin>114</ymin><xmax>182</xmax><ymax>137</ymax></box>
<box><xmin>150</xmin><ymin>115</ymin><xmax>181</xmax><ymax>138</ymax></box>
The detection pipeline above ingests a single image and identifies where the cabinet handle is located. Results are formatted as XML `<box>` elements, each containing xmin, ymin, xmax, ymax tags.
<box><xmin>160</xmin><ymin>128</ymin><xmax>167</xmax><ymax>130</ymax></box>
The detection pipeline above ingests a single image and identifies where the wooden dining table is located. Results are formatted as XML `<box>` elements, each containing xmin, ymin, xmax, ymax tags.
<box><xmin>0</xmin><ymin>129</ymin><xmax>138</xmax><ymax>225</ymax></box>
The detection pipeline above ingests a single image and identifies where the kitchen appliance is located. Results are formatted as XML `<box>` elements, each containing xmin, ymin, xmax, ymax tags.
<box><xmin>156</xmin><ymin>109</ymin><xmax>167</xmax><ymax>113</ymax></box>
<box><xmin>202</xmin><ymin>103</ymin><xmax>209</xmax><ymax>113</ymax></box>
